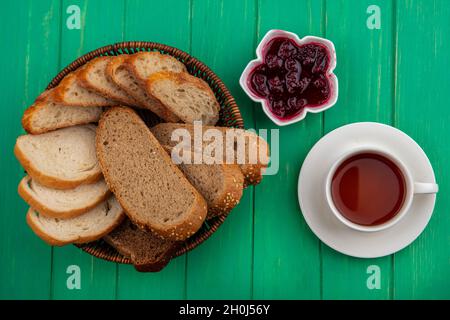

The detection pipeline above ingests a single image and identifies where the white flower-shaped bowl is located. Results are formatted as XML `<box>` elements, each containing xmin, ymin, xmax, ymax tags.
<box><xmin>239</xmin><ymin>29</ymin><xmax>339</xmax><ymax>126</ymax></box>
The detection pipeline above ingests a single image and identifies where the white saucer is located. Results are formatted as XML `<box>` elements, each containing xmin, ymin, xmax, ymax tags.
<box><xmin>298</xmin><ymin>122</ymin><xmax>437</xmax><ymax>258</ymax></box>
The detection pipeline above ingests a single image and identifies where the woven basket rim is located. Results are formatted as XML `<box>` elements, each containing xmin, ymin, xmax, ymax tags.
<box><xmin>46</xmin><ymin>41</ymin><xmax>244</xmax><ymax>265</ymax></box>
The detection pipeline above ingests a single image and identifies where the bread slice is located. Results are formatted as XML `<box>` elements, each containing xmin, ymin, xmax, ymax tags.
<box><xmin>106</xmin><ymin>55</ymin><xmax>179</xmax><ymax>122</ymax></box>
<box><xmin>146</xmin><ymin>71</ymin><xmax>220</xmax><ymax>125</ymax></box>
<box><xmin>125</xmin><ymin>51</ymin><xmax>186</xmax><ymax>84</ymax></box>
<box><xmin>78</xmin><ymin>56</ymin><xmax>139</xmax><ymax>106</ymax></box>
<box><xmin>96</xmin><ymin>107</ymin><xmax>207</xmax><ymax>241</ymax></box>
<box><xmin>27</xmin><ymin>196</ymin><xmax>124</xmax><ymax>246</ymax></box>
<box><xmin>104</xmin><ymin>219</ymin><xmax>180</xmax><ymax>272</ymax></box>
<box><xmin>18</xmin><ymin>176</ymin><xmax>110</xmax><ymax>219</ymax></box>
<box><xmin>14</xmin><ymin>124</ymin><xmax>102</xmax><ymax>189</ymax></box>
<box><xmin>165</xmin><ymin>146</ymin><xmax>244</xmax><ymax>218</ymax></box>
<box><xmin>22</xmin><ymin>95</ymin><xmax>102</xmax><ymax>134</ymax></box>
<box><xmin>51</xmin><ymin>69</ymin><xmax>117</xmax><ymax>107</ymax></box>
<box><xmin>151</xmin><ymin>123</ymin><xmax>269</xmax><ymax>186</ymax></box>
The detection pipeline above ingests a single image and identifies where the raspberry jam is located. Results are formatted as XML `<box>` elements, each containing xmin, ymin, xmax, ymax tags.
<box><xmin>248</xmin><ymin>37</ymin><xmax>332</xmax><ymax>120</ymax></box>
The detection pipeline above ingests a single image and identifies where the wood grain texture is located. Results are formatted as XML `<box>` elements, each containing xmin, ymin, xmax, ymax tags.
<box><xmin>51</xmin><ymin>0</ymin><xmax>125</xmax><ymax>299</ymax></box>
<box><xmin>116</xmin><ymin>0</ymin><xmax>191</xmax><ymax>299</ymax></box>
<box><xmin>393</xmin><ymin>0</ymin><xmax>450</xmax><ymax>299</ymax></box>
<box><xmin>186</xmin><ymin>0</ymin><xmax>255</xmax><ymax>299</ymax></box>
<box><xmin>123</xmin><ymin>0</ymin><xmax>191</xmax><ymax>53</ymax></box>
<box><xmin>253</xmin><ymin>0</ymin><xmax>323</xmax><ymax>299</ymax></box>
<box><xmin>0</xmin><ymin>0</ymin><xmax>59</xmax><ymax>299</ymax></box>
<box><xmin>322</xmin><ymin>0</ymin><xmax>394</xmax><ymax>299</ymax></box>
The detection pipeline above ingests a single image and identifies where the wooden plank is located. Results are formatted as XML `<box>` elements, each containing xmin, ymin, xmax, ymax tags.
<box><xmin>51</xmin><ymin>0</ymin><xmax>125</xmax><ymax>299</ymax></box>
<box><xmin>116</xmin><ymin>0</ymin><xmax>191</xmax><ymax>299</ymax></box>
<box><xmin>321</xmin><ymin>0</ymin><xmax>394</xmax><ymax>299</ymax></box>
<box><xmin>0</xmin><ymin>0</ymin><xmax>59</xmax><ymax>299</ymax></box>
<box><xmin>123</xmin><ymin>0</ymin><xmax>190</xmax><ymax>53</ymax></box>
<box><xmin>253</xmin><ymin>0</ymin><xmax>323</xmax><ymax>299</ymax></box>
<box><xmin>185</xmin><ymin>0</ymin><xmax>255</xmax><ymax>299</ymax></box>
<box><xmin>394</xmin><ymin>0</ymin><xmax>450</xmax><ymax>299</ymax></box>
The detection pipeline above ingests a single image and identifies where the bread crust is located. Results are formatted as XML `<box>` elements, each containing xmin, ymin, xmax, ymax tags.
<box><xmin>22</xmin><ymin>90</ymin><xmax>54</xmax><ymax>134</ymax></box>
<box><xmin>104</xmin><ymin>229</ymin><xmax>183</xmax><ymax>272</ymax></box>
<box><xmin>124</xmin><ymin>52</ymin><xmax>185</xmax><ymax>123</ymax></box>
<box><xmin>96</xmin><ymin>107</ymin><xmax>207</xmax><ymax>241</ymax></box>
<box><xmin>105</xmin><ymin>54</ymin><xmax>127</xmax><ymax>84</ymax></box>
<box><xmin>14</xmin><ymin>135</ymin><xmax>103</xmax><ymax>190</ymax></box>
<box><xmin>163</xmin><ymin>146</ymin><xmax>244</xmax><ymax>219</ymax></box>
<box><xmin>133</xmin><ymin>242</ymin><xmax>181</xmax><ymax>272</ymax></box>
<box><xmin>22</xmin><ymin>101</ymin><xmax>102</xmax><ymax>135</ymax></box>
<box><xmin>77</xmin><ymin>56</ymin><xmax>139</xmax><ymax>107</ymax></box>
<box><xmin>106</xmin><ymin>54</ymin><xmax>180</xmax><ymax>122</ymax></box>
<box><xmin>21</xmin><ymin>103</ymin><xmax>38</xmax><ymax>134</ymax></box>
<box><xmin>105</xmin><ymin>56</ymin><xmax>152</xmax><ymax>111</ymax></box>
<box><xmin>26</xmin><ymin>206</ymin><xmax>125</xmax><ymax>246</ymax></box>
<box><xmin>151</xmin><ymin>123</ymin><xmax>269</xmax><ymax>186</ymax></box>
<box><xmin>51</xmin><ymin>70</ymin><xmax>116</xmax><ymax>107</ymax></box>
<box><xmin>146</xmin><ymin>71</ymin><xmax>220</xmax><ymax>125</ymax></box>
<box><xmin>18</xmin><ymin>176</ymin><xmax>111</xmax><ymax>219</ymax></box>
<box><xmin>207</xmin><ymin>163</ymin><xmax>244</xmax><ymax>218</ymax></box>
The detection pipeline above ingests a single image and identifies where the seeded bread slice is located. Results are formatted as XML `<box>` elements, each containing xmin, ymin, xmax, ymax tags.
<box><xmin>104</xmin><ymin>219</ymin><xmax>180</xmax><ymax>272</ymax></box>
<box><xmin>27</xmin><ymin>196</ymin><xmax>125</xmax><ymax>246</ymax></box>
<box><xmin>165</xmin><ymin>146</ymin><xmax>244</xmax><ymax>218</ymax></box>
<box><xmin>151</xmin><ymin>123</ymin><xmax>269</xmax><ymax>186</ymax></box>
<box><xmin>22</xmin><ymin>92</ymin><xmax>103</xmax><ymax>134</ymax></box>
<box><xmin>51</xmin><ymin>70</ymin><xmax>117</xmax><ymax>107</ymax></box>
<box><xmin>18</xmin><ymin>176</ymin><xmax>110</xmax><ymax>219</ymax></box>
<box><xmin>78</xmin><ymin>56</ymin><xmax>139</xmax><ymax>106</ymax></box>
<box><xmin>14</xmin><ymin>125</ymin><xmax>102</xmax><ymax>189</ymax></box>
<box><xmin>146</xmin><ymin>71</ymin><xmax>220</xmax><ymax>125</ymax></box>
<box><xmin>96</xmin><ymin>107</ymin><xmax>207</xmax><ymax>241</ymax></box>
<box><xmin>106</xmin><ymin>55</ymin><xmax>179</xmax><ymax>122</ymax></box>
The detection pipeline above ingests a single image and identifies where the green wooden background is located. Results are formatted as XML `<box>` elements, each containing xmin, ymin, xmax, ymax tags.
<box><xmin>0</xmin><ymin>0</ymin><xmax>449</xmax><ymax>299</ymax></box>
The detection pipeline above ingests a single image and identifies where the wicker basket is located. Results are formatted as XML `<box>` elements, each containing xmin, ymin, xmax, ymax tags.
<box><xmin>46</xmin><ymin>41</ymin><xmax>244</xmax><ymax>265</ymax></box>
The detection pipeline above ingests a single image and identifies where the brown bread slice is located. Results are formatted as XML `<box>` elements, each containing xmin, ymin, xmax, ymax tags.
<box><xmin>164</xmin><ymin>146</ymin><xmax>244</xmax><ymax>218</ymax></box>
<box><xmin>105</xmin><ymin>55</ymin><xmax>179</xmax><ymax>122</ymax></box>
<box><xmin>78</xmin><ymin>56</ymin><xmax>139</xmax><ymax>106</ymax></box>
<box><xmin>151</xmin><ymin>123</ymin><xmax>270</xmax><ymax>186</ymax></box>
<box><xmin>51</xmin><ymin>69</ymin><xmax>117</xmax><ymax>107</ymax></box>
<box><xmin>22</xmin><ymin>89</ymin><xmax>103</xmax><ymax>134</ymax></box>
<box><xmin>146</xmin><ymin>71</ymin><xmax>220</xmax><ymax>125</ymax></box>
<box><xmin>104</xmin><ymin>219</ymin><xmax>180</xmax><ymax>272</ymax></box>
<box><xmin>96</xmin><ymin>107</ymin><xmax>207</xmax><ymax>241</ymax></box>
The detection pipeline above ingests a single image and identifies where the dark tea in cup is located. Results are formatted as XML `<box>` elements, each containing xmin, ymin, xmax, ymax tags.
<box><xmin>330</xmin><ymin>152</ymin><xmax>406</xmax><ymax>226</ymax></box>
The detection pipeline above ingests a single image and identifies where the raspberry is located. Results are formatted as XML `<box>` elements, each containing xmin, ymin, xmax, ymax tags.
<box><xmin>250</xmin><ymin>72</ymin><xmax>269</xmax><ymax>97</ymax></box>
<box><xmin>267</xmin><ymin>76</ymin><xmax>284</xmax><ymax>94</ymax></box>
<box><xmin>277</xmin><ymin>40</ymin><xmax>297</xmax><ymax>59</ymax></box>
<box><xmin>284</xmin><ymin>58</ymin><xmax>301</xmax><ymax>73</ymax></box>
<box><xmin>266</xmin><ymin>54</ymin><xmax>284</xmax><ymax>69</ymax></box>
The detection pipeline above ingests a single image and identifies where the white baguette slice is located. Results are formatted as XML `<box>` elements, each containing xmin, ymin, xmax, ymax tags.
<box><xmin>18</xmin><ymin>176</ymin><xmax>110</xmax><ymax>219</ymax></box>
<box><xmin>146</xmin><ymin>71</ymin><xmax>220</xmax><ymax>125</ymax></box>
<box><xmin>51</xmin><ymin>70</ymin><xmax>117</xmax><ymax>107</ymax></box>
<box><xmin>22</xmin><ymin>98</ymin><xmax>102</xmax><ymax>134</ymax></box>
<box><xmin>106</xmin><ymin>55</ymin><xmax>180</xmax><ymax>122</ymax></box>
<box><xmin>14</xmin><ymin>124</ymin><xmax>102</xmax><ymax>190</ymax></box>
<box><xmin>78</xmin><ymin>56</ymin><xmax>139</xmax><ymax>106</ymax></box>
<box><xmin>27</xmin><ymin>196</ymin><xmax>125</xmax><ymax>246</ymax></box>
<box><xmin>125</xmin><ymin>51</ymin><xmax>186</xmax><ymax>84</ymax></box>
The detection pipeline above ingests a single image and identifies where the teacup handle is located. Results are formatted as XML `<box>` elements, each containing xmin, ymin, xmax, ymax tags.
<box><xmin>414</xmin><ymin>182</ymin><xmax>439</xmax><ymax>194</ymax></box>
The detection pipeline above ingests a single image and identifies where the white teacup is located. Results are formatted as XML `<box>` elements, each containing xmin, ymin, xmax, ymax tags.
<box><xmin>325</xmin><ymin>146</ymin><xmax>439</xmax><ymax>232</ymax></box>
